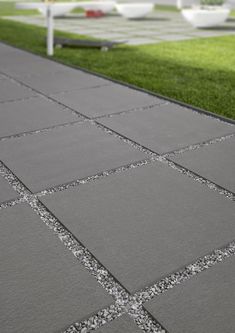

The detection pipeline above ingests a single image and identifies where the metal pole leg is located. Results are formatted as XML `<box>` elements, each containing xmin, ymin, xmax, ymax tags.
<box><xmin>46</xmin><ymin>4</ymin><xmax>54</xmax><ymax>56</ymax></box>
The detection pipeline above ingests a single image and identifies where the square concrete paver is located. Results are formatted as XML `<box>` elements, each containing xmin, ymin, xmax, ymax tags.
<box><xmin>0</xmin><ymin>96</ymin><xmax>80</xmax><ymax>138</ymax></box>
<box><xmin>0</xmin><ymin>46</ymin><xmax>43</xmax><ymax>69</ymax></box>
<box><xmin>52</xmin><ymin>84</ymin><xmax>162</xmax><ymax>118</ymax></box>
<box><xmin>171</xmin><ymin>135</ymin><xmax>235</xmax><ymax>192</ymax></box>
<box><xmin>0</xmin><ymin>176</ymin><xmax>18</xmax><ymax>203</ymax></box>
<box><xmin>19</xmin><ymin>68</ymin><xmax>109</xmax><ymax>95</ymax></box>
<box><xmin>0</xmin><ymin>122</ymin><xmax>146</xmax><ymax>192</ymax></box>
<box><xmin>42</xmin><ymin>163</ymin><xmax>235</xmax><ymax>292</ymax></box>
<box><xmin>99</xmin><ymin>103</ymin><xmax>234</xmax><ymax>154</ymax></box>
<box><xmin>7</xmin><ymin>11</ymin><xmax>235</xmax><ymax>45</ymax></box>
<box><xmin>0</xmin><ymin>204</ymin><xmax>112</xmax><ymax>333</ymax></box>
<box><xmin>97</xmin><ymin>315</ymin><xmax>142</xmax><ymax>333</ymax></box>
<box><xmin>0</xmin><ymin>79</ymin><xmax>37</xmax><ymax>102</ymax></box>
<box><xmin>1</xmin><ymin>57</ymin><xmax>72</xmax><ymax>79</ymax></box>
<box><xmin>145</xmin><ymin>256</ymin><xmax>235</xmax><ymax>333</ymax></box>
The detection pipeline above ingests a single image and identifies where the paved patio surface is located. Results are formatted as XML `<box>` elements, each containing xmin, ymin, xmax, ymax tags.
<box><xmin>0</xmin><ymin>43</ymin><xmax>235</xmax><ymax>333</ymax></box>
<box><xmin>6</xmin><ymin>11</ymin><xmax>235</xmax><ymax>45</ymax></box>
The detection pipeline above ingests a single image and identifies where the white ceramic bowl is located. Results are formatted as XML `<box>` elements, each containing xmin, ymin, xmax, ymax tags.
<box><xmin>16</xmin><ymin>2</ymin><xmax>116</xmax><ymax>17</ymax></box>
<box><xmin>78</xmin><ymin>1</ymin><xmax>116</xmax><ymax>14</ymax></box>
<box><xmin>115</xmin><ymin>3</ymin><xmax>154</xmax><ymax>19</ymax></box>
<box><xmin>16</xmin><ymin>3</ymin><xmax>78</xmax><ymax>17</ymax></box>
<box><xmin>182</xmin><ymin>7</ymin><xmax>230</xmax><ymax>28</ymax></box>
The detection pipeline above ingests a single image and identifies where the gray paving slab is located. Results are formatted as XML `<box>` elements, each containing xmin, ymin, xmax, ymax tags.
<box><xmin>99</xmin><ymin>103</ymin><xmax>235</xmax><ymax>154</ymax></box>
<box><xmin>0</xmin><ymin>79</ymin><xmax>37</xmax><ymax>102</ymax></box>
<box><xmin>41</xmin><ymin>163</ymin><xmax>235</xmax><ymax>292</ymax></box>
<box><xmin>19</xmin><ymin>68</ymin><xmax>110</xmax><ymax>95</ymax></box>
<box><xmin>158</xmin><ymin>35</ymin><xmax>193</xmax><ymax>41</ymax></box>
<box><xmin>145</xmin><ymin>256</ymin><xmax>235</xmax><ymax>333</ymax></box>
<box><xmin>97</xmin><ymin>315</ymin><xmax>142</xmax><ymax>333</ymax></box>
<box><xmin>0</xmin><ymin>43</ymin><xmax>18</xmax><ymax>55</ymax></box>
<box><xmin>1</xmin><ymin>57</ymin><xmax>72</xmax><ymax>79</ymax></box>
<box><xmin>0</xmin><ymin>45</ymin><xmax>37</xmax><ymax>66</ymax></box>
<box><xmin>0</xmin><ymin>204</ymin><xmax>112</xmax><ymax>333</ymax></box>
<box><xmin>0</xmin><ymin>176</ymin><xmax>18</xmax><ymax>203</ymax></box>
<box><xmin>127</xmin><ymin>38</ymin><xmax>159</xmax><ymax>45</ymax></box>
<box><xmin>7</xmin><ymin>11</ymin><xmax>235</xmax><ymax>45</ymax></box>
<box><xmin>52</xmin><ymin>84</ymin><xmax>162</xmax><ymax>118</ymax></box>
<box><xmin>0</xmin><ymin>122</ymin><xmax>146</xmax><ymax>192</ymax></box>
<box><xmin>171</xmin><ymin>136</ymin><xmax>235</xmax><ymax>192</ymax></box>
<box><xmin>0</xmin><ymin>96</ymin><xmax>79</xmax><ymax>138</ymax></box>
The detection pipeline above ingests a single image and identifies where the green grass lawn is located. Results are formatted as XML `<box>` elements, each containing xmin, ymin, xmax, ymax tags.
<box><xmin>0</xmin><ymin>18</ymin><xmax>235</xmax><ymax>120</ymax></box>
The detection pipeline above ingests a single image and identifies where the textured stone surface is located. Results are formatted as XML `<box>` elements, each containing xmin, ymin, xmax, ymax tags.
<box><xmin>99</xmin><ymin>104</ymin><xmax>235</xmax><ymax>154</ymax></box>
<box><xmin>51</xmin><ymin>84</ymin><xmax>162</xmax><ymax>118</ymax></box>
<box><xmin>42</xmin><ymin>163</ymin><xmax>235</xmax><ymax>292</ymax></box>
<box><xmin>0</xmin><ymin>54</ymin><xmax>71</xmax><ymax>78</ymax></box>
<box><xmin>0</xmin><ymin>176</ymin><xmax>18</xmax><ymax>203</ymax></box>
<box><xmin>0</xmin><ymin>122</ymin><xmax>145</xmax><ymax>192</ymax></box>
<box><xmin>1</xmin><ymin>42</ymin><xmax>235</xmax><ymax>333</ymax></box>
<box><xmin>0</xmin><ymin>204</ymin><xmax>112</xmax><ymax>333</ymax></box>
<box><xmin>97</xmin><ymin>315</ymin><xmax>142</xmax><ymax>333</ymax></box>
<box><xmin>145</xmin><ymin>256</ymin><xmax>235</xmax><ymax>333</ymax></box>
<box><xmin>19</xmin><ymin>68</ymin><xmax>109</xmax><ymax>94</ymax></box>
<box><xmin>6</xmin><ymin>11</ymin><xmax>235</xmax><ymax>45</ymax></box>
<box><xmin>0</xmin><ymin>79</ymin><xmax>37</xmax><ymax>102</ymax></box>
<box><xmin>171</xmin><ymin>136</ymin><xmax>235</xmax><ymax>192</ymax></box>
<box><xmin>0</xmin><ymin>96</ymin><xmax>79</xmax><ymax>138</ymax></box>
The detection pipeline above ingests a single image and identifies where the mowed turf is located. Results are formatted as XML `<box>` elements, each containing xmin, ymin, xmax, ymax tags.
<box><xmin>0</xmin><ymin>18</ymin><xmax>234</xmax><ymax>120</ymax></box>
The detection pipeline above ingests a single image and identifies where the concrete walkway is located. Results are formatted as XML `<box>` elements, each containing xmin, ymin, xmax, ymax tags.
<box><xmin>6</xmin><ymin>11</ymin><xmax>235</xmax><ymax>45</ymax></box>
<box><xmin>0</xmin><ymin>43</ymin><xmax>235</xmax><ymax>333</ymax></box>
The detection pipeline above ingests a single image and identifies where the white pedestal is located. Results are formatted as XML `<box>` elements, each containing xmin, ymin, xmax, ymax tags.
<box><xmin>46</xmin><ymin>5</ymin><xmax>54</xmax><ymax>56</ymax></box>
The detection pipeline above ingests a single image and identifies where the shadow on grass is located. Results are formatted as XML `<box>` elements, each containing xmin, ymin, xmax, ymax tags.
<box><xmin>204</xmin><ymin>25</ymin><xmax>235</xmax><ymax>31</ymax></box>
<box><xmin>227</xmin><ymin>17</ymin><xmax>235</xmax><ymax>22</ymax></box>
<box><xmin>127</xmin><ymin>17</ymin><xmax>170</xmax><ymax>22</ymax></box>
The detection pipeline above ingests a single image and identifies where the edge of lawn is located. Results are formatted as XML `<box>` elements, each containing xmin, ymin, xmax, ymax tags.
<box><xmin>0</xmin><ymin>18</ymin><xmax>234</xmax><ymax>125</ymax></box>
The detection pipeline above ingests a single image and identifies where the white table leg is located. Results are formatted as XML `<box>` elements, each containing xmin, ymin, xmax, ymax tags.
<box><xmin>46</xmin><ymin>4</ymin><xmax>54</xmax><ymax>56</ymax></box>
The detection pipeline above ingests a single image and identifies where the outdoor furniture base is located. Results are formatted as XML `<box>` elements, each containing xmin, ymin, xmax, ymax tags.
<box><xmin>53</xmin><ymin>37</ymin><xmax>126</xmax><ymax>51</ymax></box>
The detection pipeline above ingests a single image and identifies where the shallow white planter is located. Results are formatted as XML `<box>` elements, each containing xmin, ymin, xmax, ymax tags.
<box><xmin>182</xmin><ymin>6</ymin><xmax>230</xmax><ymax>28</ymax></box>
<box><xmin>78</xmin><ymin>1</ymin><xmax>116</xmax><ymax>14</ymax></box>
<box><xmin>115</xmin><ymin>3</ymin><xmax>154</xmax><ymax>19</ymax></box>
<box><xmin>16</xmin><ymin>2</ymin><xmax>116</xmax><ymax>17</ymax></box>
<box><xmin>16</xmin><ymin>3</ymin><xmax>78</xmax><ymax>17</ymax></box>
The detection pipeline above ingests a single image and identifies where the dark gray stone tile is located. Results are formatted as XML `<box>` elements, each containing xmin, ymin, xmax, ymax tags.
<box><xmin>19</xmin><ymin>69</ymin><xmax>110</xmax><ymax>94</ymax></box>
<box><xmin>171</xmin><ymin>136</ymin><xmax>235</xmax><ymax>193</ymax></box>
<box><xmin>0</xmin><ymin>122</ymin><xmax>145</xmax><ymax>192</ymax></box>
<box><xmin>0</xmin><ymin>204</ymin><xmax>112</xmax><ymax>333</ymax></box>
<box><xmin>0</xmin><ymin>43</ymin><xmax>16</xmax><ymax>55</ymax></box>
<box><xmin>145</xmin><ymin>256</ymin><xmax>235</xmax><ymax>333</ymax></box>
<box><xmin>97</xmin><ymin>315</ymin><xmax>142</xmax><ymax>332</ymax></box>
<box><xmin>0</xmin><ymin>44</ymin><xmax>71</xmax><ymax>78</ymax></box>
<box><xmin>99</xmin><ymin>104</ymin><xmax>235</xmax><ymax>153</ymax></box>
<box><xmin>1</xmin><ymin>59</ymin><xmax>72</xmax><ymax>79</ymax></box>
<box><xmin>0</xmin><ymin>79</ymin><xmax>37</xmax><ymax>102</ymax></box>
<box><xmin>0</xmin><ymin>49</ymin><xmax>43</xmax><ymax>68</ymax></box>
<box><xmin>51</xmin><ymin>84</ymin><xmax>161</xmax><ymax>118</ymax></box>
<box><xmin>0</xmin><ymin>176</ymin><xmax>18</xmax><ymax>203</ymax></box>
<box><xmin>41</xmin><ymin>163</ymin><xmax>235</xmax><ymax>292</ymax></box>
<box><xmin>0</xmin><ymin>96</ymin><xmax>79</xmax><ymax>138</ymax></box>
